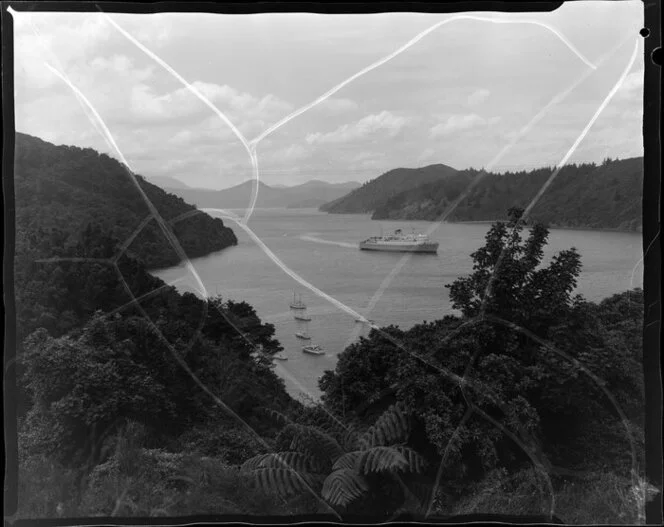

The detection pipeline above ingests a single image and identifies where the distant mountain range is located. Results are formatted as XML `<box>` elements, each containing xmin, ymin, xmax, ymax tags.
<box><xmin>159</xmin><ymin>179</ymin><xmax>362</xmax><ymax>210</ymax></box>
<box><xmin>145</xmin><ymin>175</ymin><xmax>192</xmax><ymax>189</ymax></box>
<box><xmin>319</xmin><ymin>157</ymin><xmax>643</xmax><ymax>232</ymax></box>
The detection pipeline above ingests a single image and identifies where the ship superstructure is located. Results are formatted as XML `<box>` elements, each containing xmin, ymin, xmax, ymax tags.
<box><xmin>359</xmin><ymin>229</ymin><xmax>438</xmax><ymax>253</ymax></box>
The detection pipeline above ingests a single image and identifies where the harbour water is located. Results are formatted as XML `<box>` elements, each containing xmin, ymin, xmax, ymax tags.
<box><xmin>153</xmin><ymin>208</ymin><xmax>643</xmax><ymax>403</ymax></box>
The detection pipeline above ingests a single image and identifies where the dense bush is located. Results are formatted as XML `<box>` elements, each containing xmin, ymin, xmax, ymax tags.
<box><xmin>319</xmin><ymin>209</ymin><xmax>646</xmax><ymax>514</ymax></box>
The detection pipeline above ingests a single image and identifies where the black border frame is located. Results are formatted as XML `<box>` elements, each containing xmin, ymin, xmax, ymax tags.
<box><xmin>2</xmin><ymin>0</ymin><xmax>661</xmax><ymax>525</ymax></box>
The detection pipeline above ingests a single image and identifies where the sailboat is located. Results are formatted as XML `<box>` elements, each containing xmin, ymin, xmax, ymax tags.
<box><xmin>290</xmin><ymin>292</ymin><xmax>307</xmax><ymax>310</ymax></box>
<box><xmin>302</xmin><ymin>343</ymin><xmax>324</xmax><ymax>355</ymax></box>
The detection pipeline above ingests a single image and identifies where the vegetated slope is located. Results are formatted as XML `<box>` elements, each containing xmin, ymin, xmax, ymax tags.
<box><xmin>14</xmin><ymin>132</ymin><xmax>237</xmax><ymax>270</ymax></box>
<box><xmin>164</xmin><ymin>179</ymin><xmax>362</xmax><ymax>209</ymax></box>
<box><xmin>371</xmin><ymin>158</ymin><xmax>643</xmax><ymax>231</ymax></box>
<box><xmin>318</xmin><ymin>164</ymin><xmax>459</xmax><ymax>214</ymax></box>
<box><xmin>371</xmin><ymin>172</ymin><xmax>474</xmax><ymax>220</ymax></box>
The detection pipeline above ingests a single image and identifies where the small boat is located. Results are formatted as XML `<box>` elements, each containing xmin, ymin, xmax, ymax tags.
<box><xmin>274</xmin><ymin>353</ymin><xmax>288</xmax><ymax>361</ymax></box>
<box><xmin>290</xmin><ymin>292</ymin><xmax>307</xmax><ymax>310</ymax></box>
<box><xmin>294</xmin><ymin>312</ymin><xmax>312</xmax><ymax>321</ymax></box>
<box><xmin>302</xmin><ymin>344</ymin><xmax>324</xmax><ymax>355</ymax></box>
<box><xmin>295</xmin><ymin>332</ymin><xmax>311</xmax><ymax>340</ymax></box>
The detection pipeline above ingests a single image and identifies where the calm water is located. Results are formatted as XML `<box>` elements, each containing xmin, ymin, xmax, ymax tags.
<box><xmin>153</xmin><ymin>208</ymin><xmax>643</xmax><ymax>403</ymax></box>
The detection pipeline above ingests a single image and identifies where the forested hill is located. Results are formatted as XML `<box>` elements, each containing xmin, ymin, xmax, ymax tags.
<box><xmin>319</xmin><ymin>163</ymin><xmax>458</xmax><ymax>214</ymax></box>
<box><xmin>370</xmin><ymin>157</ymin><xmax>643</xmax><ymax>231</ymax></box>
<box><xmin>14</xmin><ymin>132</ymin><xmax>237</xmax><ymax>270</ymax></box>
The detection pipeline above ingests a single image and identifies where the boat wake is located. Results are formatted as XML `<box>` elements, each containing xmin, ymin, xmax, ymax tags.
<box><xmin>299</xmin><ymin>234</ymin><xmax>356</xmax><ymax>249</ymax></box>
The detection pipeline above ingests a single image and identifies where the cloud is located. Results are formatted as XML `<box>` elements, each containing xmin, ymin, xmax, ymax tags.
<box><xmin>614</xmin><ymin>69</ymin><xmax>643</xmax><ymax>101</ymax></box>
<box><xmin>467</xmin><ymin>88</ymin><xmax>490</xmax><ymax>106</ymax></box>
<box><xmin>430</xmin><ymin>113</ymin><xmax>499</xmax><ymax>138</ymax></box>
<box><xmin>305</xmin><ymin>111</ymin><xmax>407</xmax><ymax>145</ymax></box>
<box><xmin>128</xmin><ymin>81</ymin><xmax>293</xmax><ymax>136</ymax></box>
<box><xmin>264</xmin><ymin>144</ymin><xmax>310</xmax><ymax>164</ymax></box>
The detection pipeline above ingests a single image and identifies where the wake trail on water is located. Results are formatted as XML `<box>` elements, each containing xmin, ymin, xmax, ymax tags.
<box><xmin>298</xmin><ymin>234</ymin><xmax>357</xmax><ymax>249</ymax></box>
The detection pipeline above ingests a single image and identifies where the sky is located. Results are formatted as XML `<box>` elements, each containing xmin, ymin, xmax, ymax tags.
<box><xmin>12</xmin><ymin>2</ymin><xmax>644</xmax><ymax>190</ymax></box>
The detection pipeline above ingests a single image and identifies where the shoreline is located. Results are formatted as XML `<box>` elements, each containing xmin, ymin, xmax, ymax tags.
<box><xmin>321</xmin><ymin>211</ymin><xmax>641</xmax><ymax>234</ymax></box>
<box><xmin>449</xmin><ymin>220</ymin><xmax>642</xmax><ymax>234</ymax></box>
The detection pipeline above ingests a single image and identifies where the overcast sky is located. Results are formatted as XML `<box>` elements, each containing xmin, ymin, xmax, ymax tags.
<box><xmin>13</xmin><ymin>2</ymin><xmax>644</xmax><ymax>190</ymax></box>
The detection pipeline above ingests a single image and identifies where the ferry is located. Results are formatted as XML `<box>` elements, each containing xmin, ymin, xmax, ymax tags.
<box><xmin>302</xmin><ymin>344</ymin><xmax>325</xmax><ymax>356</ymax></box>
<box><xmin>359</xmin><ymin>229</ymin><xmax>438</xmax><ymax>254</ymax></box>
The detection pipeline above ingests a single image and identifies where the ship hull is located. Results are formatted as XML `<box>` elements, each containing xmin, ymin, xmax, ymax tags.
<box><xmin>359</xmin><ymin>242</ymin><xmax>439</xmax><ymax>253</ymax></box>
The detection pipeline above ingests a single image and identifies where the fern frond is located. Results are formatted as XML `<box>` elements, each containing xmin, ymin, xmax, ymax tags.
<box><xmin>241</xmin><ymin>454</ymin><xmax>271</xmax><ymax>472</ymax></box>
<box><xmin>322</xmin><ymin>468</ymin><xmax>369</xmax><ymax>507</ymax></box>
<box><xmin>341</xmin><ymin>427</ymin><xmax>361</xmax><ymax>452</ymax></box>
<box><xmin>241</xmin><ymin>451</ymin><xmax>323</xmax><ymax>473</ymax></box>
<box><xmin>332</xmin><ymin>451</ymin><xmax>361</xmax><ymax>471</ymax></box>
<box><xmin>289</xmin><ymin>425</ymin><xmax>344</xmax><ymax>465</ymax></box>
<box><xmin>357</xmin><ymin>446</ymin><xmax>408</xmax><ymax>474</ymax></box>
<box><xmin>252</xmin><ymin>468</ymin><xmax>316</xmax><ymax>498</ymax></box>
<box><xmin>360</xmin><ymin>401</ymin><xmax>410</xmax><ymax>449</ymax></box>
<box><xmin>394</xmin><ymin>446</ymin><xmax>428</xmax><ymax>473</ymax></box>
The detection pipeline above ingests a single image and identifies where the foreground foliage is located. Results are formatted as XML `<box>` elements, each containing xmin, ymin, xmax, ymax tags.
<box><xmin>14</xmin><ymin>204</ymin><xmax>649</xmax><ymax>522</ymax></box>
<box><xmin>320</xmin><ymin>208</ymin><xmax>647</xmax><ymax>518</ymax></box>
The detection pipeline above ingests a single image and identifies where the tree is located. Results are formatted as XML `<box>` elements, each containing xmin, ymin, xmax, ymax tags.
<box><xmin>445</xmin><ymin>207</ymin><xmax>582</xmax><ymax>337</ymax></box>
<box><xmin>20</xmin><ymin>315</ymin><xmax>175</xmax><ymax>466</ymax></box>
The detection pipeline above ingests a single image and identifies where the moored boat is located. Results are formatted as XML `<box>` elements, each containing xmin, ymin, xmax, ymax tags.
<box><xmin>295</xmin><ymin>331</ymin><xmax>311</xmax><ymax>340</ymax></box>
<box><xmin>302</xmin><ymin>344</ymin><xmax>324</xmax><ymax>355</ymax></box>
<box><xmin>290</xmin><ymin>292</ymin><xmax>307</xmax><ymax>309</ymax></box>
<box><xmin>274</xmin><ymin>353</ymin><xmax>288</xmax><ymax>361</ymax></box>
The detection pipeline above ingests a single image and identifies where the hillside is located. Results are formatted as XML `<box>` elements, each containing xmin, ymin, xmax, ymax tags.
<box><xmin>163</xmin><ymin>179</ymin><xmax>362</xmax><ymax>209</ymax></box>
<box><xmin>14</xmin><ymin>132</ymin><xmax>237</xmax><ymax>270</ymax></box>
<box><xmin>370</xmin><ymin>158</ymin><xmax>643</xmax><ymax>231</ymax></box>
<box><xmin>319</xmin><ymin>164</ymin><xmax>459</xmax><ymax>214</ymax></box>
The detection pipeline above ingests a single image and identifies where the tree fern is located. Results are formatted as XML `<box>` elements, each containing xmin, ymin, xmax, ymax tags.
<box><xmin>242</xmin><ymin>402</ymin><xmax>426</xmax><ymax>516</ymax></box>
<box><xmin>332</xmin><ymin>451</ymin><xmax>361</xmax><ymax>471</ymax></box>
<box><xmin>357</xmin><ymin>446</ymin><xmax>409</xmax><ymax>474</ymax></box>
<box><xmin>393</xmin><ymin>445</ymin><xmax>428</xmax><ymax>473</ymax></box>
<box><xmin>241</xmin><ymin>451</ymin><xmax>324</xmax><ymax>473</ymax></box>
<box><xmin>288</xmin><ymin>424</ymin><xmax>344</xmax><ymax>466</ymax></box>
<box><xmin>322</xmin><ymin>468</ymin><xmax>369</xmax><ymax>507</ymax></box>
<box><xmin>251</xmin><ymin>467</ymin><xmax>318</xmax><ymax>498</ymax></box>
<box><xmin>359</xmin><ymin>401</ymin><xmax>411</xmax><ymax>449</ymax></box>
